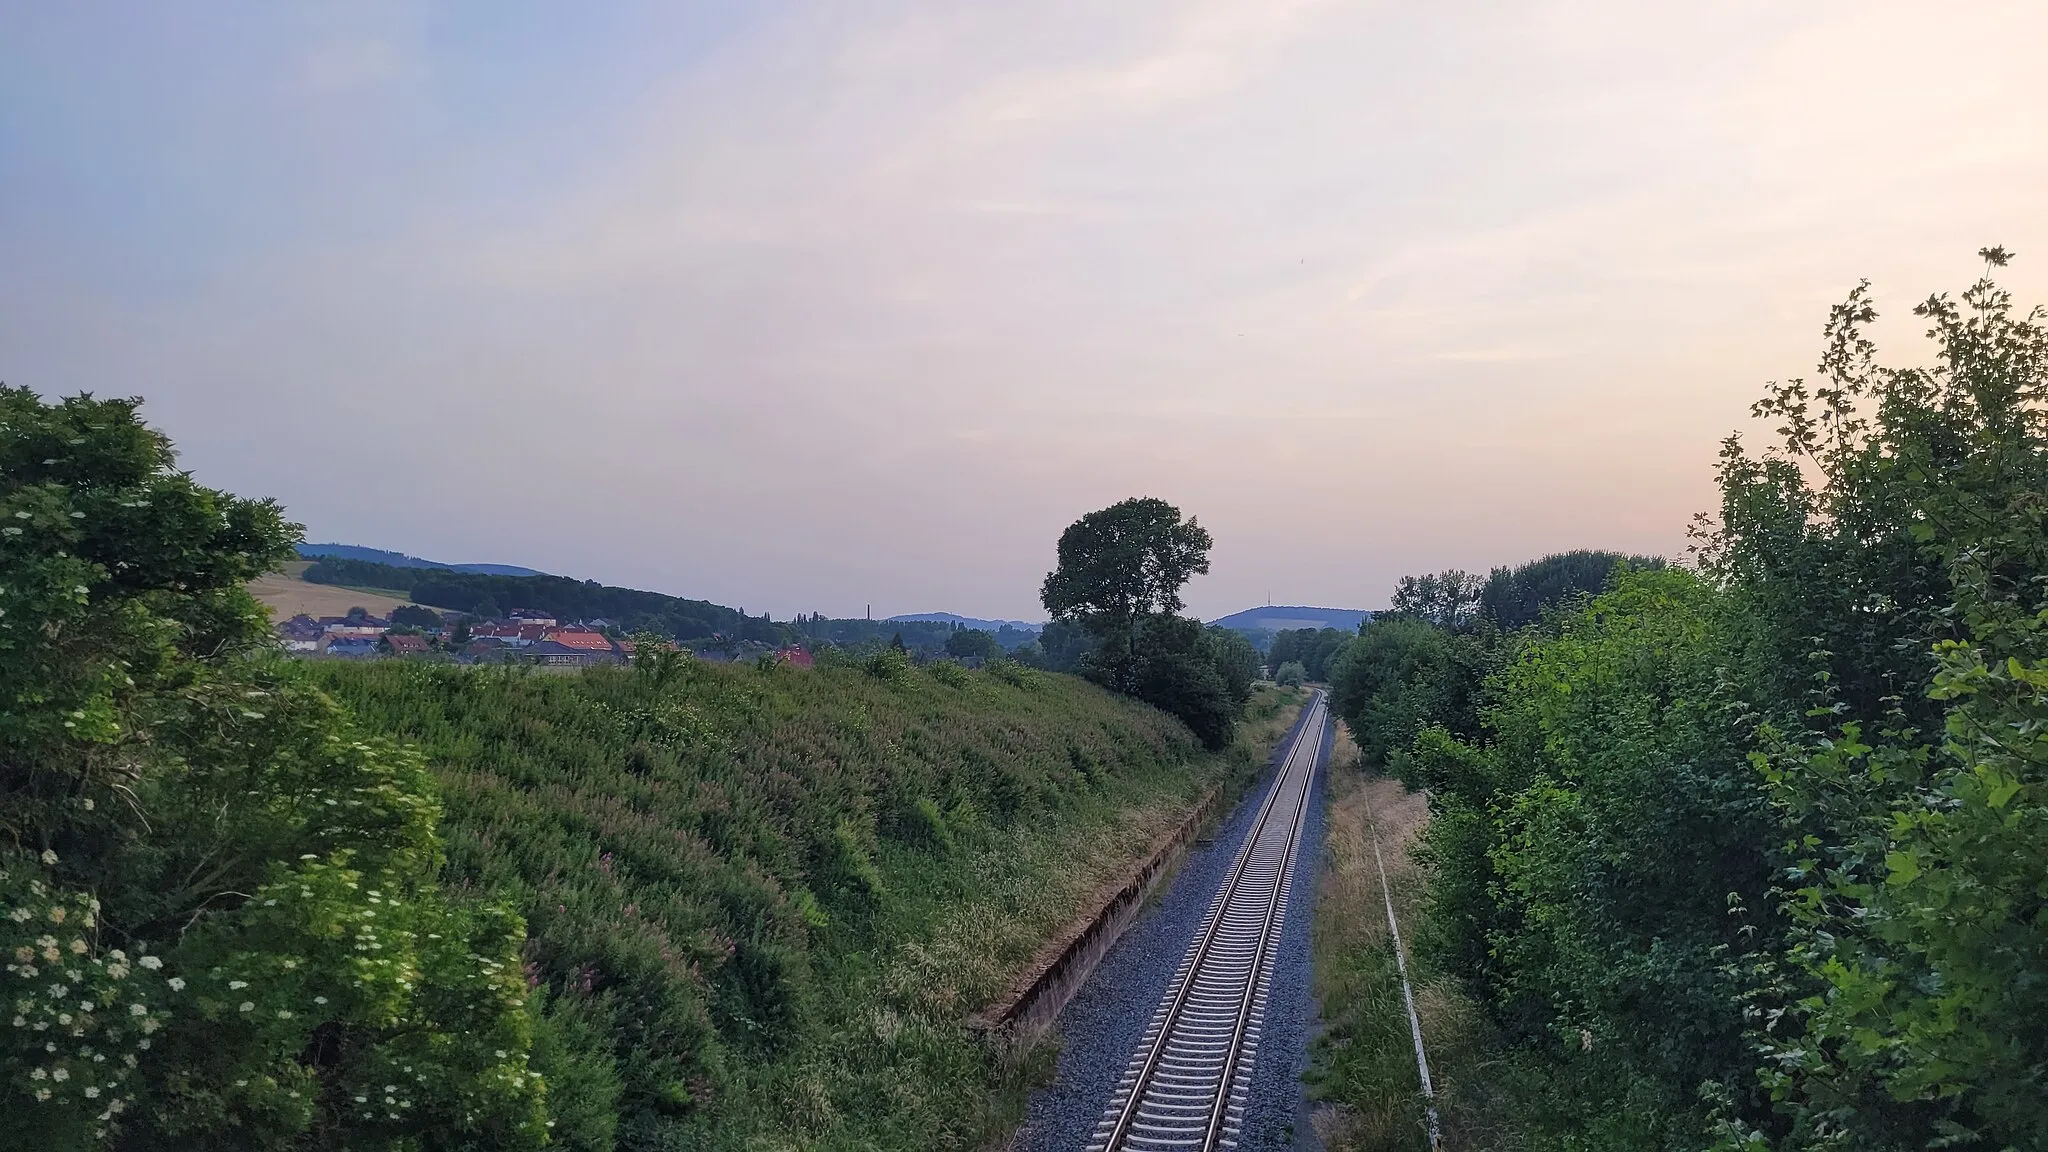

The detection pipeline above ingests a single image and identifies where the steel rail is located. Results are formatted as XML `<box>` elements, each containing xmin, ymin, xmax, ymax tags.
<box><xmin>1089</xmin><ymin>691</ymin><xmax>1327</xmax><ymax>1152</ymax></box>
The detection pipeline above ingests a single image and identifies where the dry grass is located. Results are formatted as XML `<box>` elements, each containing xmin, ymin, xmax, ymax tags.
<box><xmin>247</xmin><ymin>561</ymin><xmax>418</xmax><ymax>620</ymax></box>
<box><xmin>1309</xmin><ymin>723</ymin><xmax>1471</xmax><ymax>1152</ymax></box>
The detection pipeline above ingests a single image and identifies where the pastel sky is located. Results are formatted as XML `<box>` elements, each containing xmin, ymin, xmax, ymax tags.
<box><xmin>5</xmin><ymin>2</ymin><xmax>2045</xmax><ymax>621</ymax></box>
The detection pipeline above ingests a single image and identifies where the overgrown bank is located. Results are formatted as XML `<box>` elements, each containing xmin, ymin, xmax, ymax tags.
<box><xmin>311</xmin><ymin>659</ymin><xmax>1299</xmax><ymax>1149</ymax></box>
<box><xmin>1315</xmin><ymin>259</ymin><xmax>2048</xmax><ymax>1150</ymax></box>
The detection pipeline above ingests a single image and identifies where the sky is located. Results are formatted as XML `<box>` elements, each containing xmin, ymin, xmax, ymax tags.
<box><xmin>4</xmin><ymin>2</ymin><xmax>2046</xmax><ymax>621</ymax></box>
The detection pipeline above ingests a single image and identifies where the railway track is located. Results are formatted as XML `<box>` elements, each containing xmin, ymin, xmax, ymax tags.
<box><xmin>1088</xmin><ymin>690</ymin><xmax>1328</xmax><ymax>1152</ymax></box>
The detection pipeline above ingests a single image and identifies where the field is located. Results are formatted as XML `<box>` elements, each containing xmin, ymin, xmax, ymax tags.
<box><xmin>248</xmin><ymin>559</ymin><xmax>418</xmax><ymax>618</ymax></box>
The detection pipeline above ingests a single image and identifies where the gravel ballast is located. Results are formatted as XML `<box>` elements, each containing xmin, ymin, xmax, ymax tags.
<box><xmin>1013</xmin><ymin>705</ymin><xmax>1330</xmax><ymax>1152</ymax></box>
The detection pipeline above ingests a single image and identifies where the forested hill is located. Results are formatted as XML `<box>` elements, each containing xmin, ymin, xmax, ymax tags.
<box><xmin>299</xmin><ymin>541</ymin><xmax>543</xmax><ymax>576</ymax></box>
<box><xmin>302</xmin><ymin>556</ymin><xmax>784</xmax><ymax>643</ymax></box>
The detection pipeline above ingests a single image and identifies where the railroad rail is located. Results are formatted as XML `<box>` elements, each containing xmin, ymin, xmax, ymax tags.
<box><xmin>1089</xmin><ymin>690</ymin><xmax>1329</xmax><ymax>1152</ymax></box>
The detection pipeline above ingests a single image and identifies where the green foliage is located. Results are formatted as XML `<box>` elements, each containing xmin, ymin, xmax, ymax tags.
<box><xmin>1477</xmin><ymin>551</ymin><xmax>1663</xmax><ymax>631</ymax></box>
<box><xmin>943</xmin><ymin>628</ymin><xmax>1003</xmax><ymax>661</ymax></box>
<box><xmin>1040</xmin><ymin>498</ymin><xmax>1247</xmax><ymax>747</ymax></box>
<box><xmin>1268</xmin><ymin>627</ymin><xmax>1354</xmax><ymax>682</ymax></box>
<box><xmin>389</xmin><ymin>603</ymin><xmax>443</xmax><ymax>629</ymax></box>
<box><xmin>1274</xmin><ymin>661</ymin><xmax>1306</xmax><ymax>687</ymax></box>
<box><xmin>1387</xmin><ymin>570</ymin><xmax>1483</xmax><ymax>630</ymax></box>
<box><xmin>1208</xmin><ymin>626</ymin><xmax>1261</xmax><ymax>706</ymax></box>
<box><xmin>1329</xmin><ymin>617</ymin><xmax>1488</xmax><ymax>764</ymax></box>
<box><xmin>1351</xmin><ymin>259</ymin><xmax>2048</xmax><ymax>1151</ymax></box>
<box><xmin>309</xmin><ymin>657</ymin><xmax>1232</xmax><ymax>1148</ymax></box>
<box><xmin>1709</xmin><ymin>265</ymin><xmax>2048</xmax><ymax>1150</ymax></box>
<box><xmin>0</xmin><ymin>388</ymin><xmax>542</xmax><ymax>1149</ymax></box>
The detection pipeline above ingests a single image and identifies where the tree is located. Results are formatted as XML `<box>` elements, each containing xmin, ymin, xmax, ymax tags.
<box><xmin>943</xmin><ymin>628</ymin><xmax>1003</xmax><ymax>661</ymax></box>
<box><xmin>0</xmin><ymin>388</ymin><xmax>544</xmax><ymax>1148</ymax></box>
<box><xmin>1041</xmin><ymin>499</ymin><xmax>1236</xmax><ymax>747</ymax></box>
<box><xmin>1208</xmin><ymin>626</ymin><xmax>1261</xmax><ymax>705</ymax></box>
<box><xmin>1477</xmin><ymin>550</ymin><xmax>1663</xmax><ymax>631</ymax></box>
<box><xmin>1388</xmin><ymin>569</ymin><xmax>1483</xmax><ymax>630</ymax></box>
<box><xmin>1274</xmin><ymin>661</ymin><xmax>1307</xmax><ymax>687</ymax></box>
<box><xmin>1041</xmin><ymin>497</ymin><xmax>1212</xmax><ymax>692</ymax></box>
<box><xmin>390</xmin><ymin>603</ymin><xmax>443</xmax><ymax>629</ymax></box>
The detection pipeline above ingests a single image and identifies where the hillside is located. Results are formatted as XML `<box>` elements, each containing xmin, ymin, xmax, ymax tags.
<box><xmin>247</xmin><ymin>559</ymin><xmax>419</xmax><ymax>619</ymax></box>
<box><xmin>299</xmin><ymin>541</ymin><xmax>545</xmax><ymax>576</ymax></box>
<box><xmin>310</xmin><ymin>656</ymin><xmax>1304</xmax><ymax>1149</ymax></box>
<box><xmin>888</xmin><ymin>611</ymin><xmax>1042</xmax><ymax>632</ymax></box>
<box><xmin>1210</xmin><ymin>605</ymin><xmax>1372</xmax><ymax>635</ymax></box>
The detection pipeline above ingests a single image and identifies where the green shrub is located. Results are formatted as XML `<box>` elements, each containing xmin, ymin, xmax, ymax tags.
<box><xmin>0</xmin><ymin>388</ymin><xmax>542</xmax><ymax>1149</ymax></box>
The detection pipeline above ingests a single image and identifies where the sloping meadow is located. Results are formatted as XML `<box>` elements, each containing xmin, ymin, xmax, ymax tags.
<box><xmin>312</xmin><ymin>658</ymin><xmax>1278</xmax><ymax>1149</ymax></box>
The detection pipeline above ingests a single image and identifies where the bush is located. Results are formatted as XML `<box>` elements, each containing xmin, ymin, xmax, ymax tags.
<box><xmin>0</xmin><ymin>388</ymin><xmax>542</xmax><ymax>1149</ymax></box>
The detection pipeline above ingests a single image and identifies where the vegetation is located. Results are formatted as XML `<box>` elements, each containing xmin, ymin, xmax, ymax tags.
<box><xmin>1040</xmin><ymin>498</ymin><xmax>1253</xmax><ymax>747</ymax></box>
<box><xmin>1268</xmin><ymin>627</ymin><xmax>1354</xmax><ymax>682</ymax></box>
<box><xmin>1</xmin><ymin>388</ymin><xmax>542</xmax><ymax>1149</ymax></box>
<box><xmin>309</xmin><ymin>659</ymin><xmax>1286</xmax><ymax>1149</ymax></box>
<box><xmin>1322</xmin><ymin>257</ymin><xmax>2048</xmax><ymax>1151</ymax></box>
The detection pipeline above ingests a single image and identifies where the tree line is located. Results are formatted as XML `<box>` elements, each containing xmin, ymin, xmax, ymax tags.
<box><xmin>1329</xmin><ymin>257</ymin><xmax>2046</xmax><ymax>1150</ymax></box>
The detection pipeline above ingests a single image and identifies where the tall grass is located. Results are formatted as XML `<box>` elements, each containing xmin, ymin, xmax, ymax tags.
<box><xmin>312</xmin><ymin>658</ymin><xmax>1298</xmax><ymax>1149</ymax></box>
<box><xmin>1308</xmin><ymin>727</ymin><xmax>1482</xmax><ymax>1152</ymax></box>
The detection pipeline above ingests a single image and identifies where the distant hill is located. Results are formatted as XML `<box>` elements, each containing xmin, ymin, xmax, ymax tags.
<box><xmin>1209</xmin><ymin>605</ymin><xmax>1372</xmax><ymax>635</ymax></box>
<box><xmin>887</xmin><ymin>612</ymin><xmax>1042</xmax><ymax>633</ymax></box>
<box><xmin>298</xmin><ymin>543</ymin><xmax>543</xmax><ymax>577</ymax></box>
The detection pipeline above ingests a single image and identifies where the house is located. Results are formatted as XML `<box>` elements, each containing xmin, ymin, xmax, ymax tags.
<box><xmin>324</xmin><ymin>637</ymin><xmax>381</xmax><ymax>659</ymax></box>
<box><xmin>381</xmin><ymin>632</ymin><xmax>429</xmax><ymax>657</ymax></box>
<box><xmin>540</xmin><ymin>629</ymin><xmax>620</xmax><ymax>663</ymax></box>
<box><xmin>507</xmin><ymin>609</ymin><xmax>558</xmax><ymax>626</ymax></box>
<box><xmin>277</xmin><ymin>614</ymin><xmax>325</xmax><ymax>652</ymax></box>
<box><xmin>775</xmin><ymin>646</ymin><xmax>815</xmax><ymax>669</ymax></box>
<box><xmin>471</xmin><ymin>622</ymin><xmax>547</xmax><ymax>646</ymax></box>
<box><xmin>321</xmin><ymin>613</ymin><xmax>391</xmax><ymax>638</ymax></box>
<box><xmin>526</xmin><ymin>639</ymin><xmax>616</xmax><ymax>667</ymax></box>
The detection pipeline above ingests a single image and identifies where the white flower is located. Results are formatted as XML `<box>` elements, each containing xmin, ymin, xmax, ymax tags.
<box><xmin>39</xmin><ymin>851</ymin><xmax>56</xmax><ymax>866</ymax></box>
<box><xmin>29</xmin><ymin>1068</ymin><xmax>45</xmax><ymax>1081</ymax></box>
<box><xmin>313</xmin><ymin>996</ymin><xmax>327</xmax><ymax>1005</ymax></box>
<box><xmin>51</xmin><ymin>1068</ymin><xmax>67</xmax><ymax>1082</ymax></box>
<box><xmin>136</xmin><ymin>956</ymin><xmax>161</xmax><ymax>971</ymax></box>
<box><xmin>129</xmin><ymin>1004</ymin><xmax>146</xmax><ymax>1017</ymax></box>
<box><xmin>226</xmin><ymin>980</ymin><xmax>247</xmax><ymax>990</ymax></box>
<box><xmin>83</xmin><ymin>1086</ymin><xmax>99</xmax><ymax>1099</ymax></box>
<box><xmin>166</xmin><ymin>978</ymin><xmax>184</xmax><ymax>992</ymax></box>
<box><xmin>237</xmin><ymin>1002</ymin><xmax>253</xmax><ymax>1013</ymax></box>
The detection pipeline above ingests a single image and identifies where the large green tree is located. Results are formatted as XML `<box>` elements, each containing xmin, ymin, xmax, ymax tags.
<box><xmin>1041</xmin><ymin>497</ymin><xmax>1212</xmax><ymax>692</ymax></box>
<box><xmin>0</xmin><ymin>389</ymin><xmax>543</xmax><ymax>1149</ymax></box>
<box><xmin>1041</xmin><ymin>499</ymin><xmax>1239</xmax><ymax>746</ymax></box>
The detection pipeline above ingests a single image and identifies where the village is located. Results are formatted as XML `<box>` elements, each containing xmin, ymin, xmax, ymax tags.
<box><xmin>274</xmin><ymin>606</ymin><xmax>814</xmax><ymax>668</ymax></box>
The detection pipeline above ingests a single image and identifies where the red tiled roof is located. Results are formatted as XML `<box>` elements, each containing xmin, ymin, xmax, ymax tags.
<box><xmin>543</xmin><ymin>629</ymin><xmax>614</xmax><ymax>652</ymax></box>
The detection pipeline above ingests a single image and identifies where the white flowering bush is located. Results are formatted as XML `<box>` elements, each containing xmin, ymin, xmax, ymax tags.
<box><xmin>2</xmin><ymin>860</ymin><xmax>171</xmax><ymax>1146</ymax></box>
<box><xmin>0</xmin><ymin>390</ymin><xmax>549</xmax><ymax>1148</ymax></box>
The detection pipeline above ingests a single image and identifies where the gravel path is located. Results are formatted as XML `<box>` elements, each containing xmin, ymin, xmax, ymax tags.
<box><xmin>1013</xmin><ymin>707</ymin><xmax>1330</xmax><ymax>1152</ymax></box>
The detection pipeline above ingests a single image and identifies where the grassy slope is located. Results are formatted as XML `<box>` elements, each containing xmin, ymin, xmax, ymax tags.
<box><xmin>313</xmin><ymin>657</ymin><xmax>1302</xmax><ymax>1150</ymax></box>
